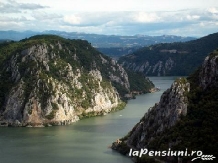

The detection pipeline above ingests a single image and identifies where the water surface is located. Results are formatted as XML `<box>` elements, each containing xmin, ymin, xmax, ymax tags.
<box><xmin>0</xmin><ymin>77</ymin><xmax>178</xmax><ymax>163</ymax></box>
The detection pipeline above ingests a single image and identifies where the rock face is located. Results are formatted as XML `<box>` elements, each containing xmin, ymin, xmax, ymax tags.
<box><xmin>125</xmin><ymin>78</ymin><xmax>190</xmax><ymax>149</ymax></box>
<box><xmin>122</xmin><ymin>57</ymin><xmax>174</xmax><ymax>76</ymax></box>
<box><xmin>112</xmin><ymin>50</ymin><xmax>218</xmax><ymax>163</ymax></box>
<box><xmin>199</xmin><ymin>54</ymin><xmax>218</xmax><ymax>89</ymax></box>
<box><xmin>119</xmin><ymin>33</ymin><xmax>218</xmax><ymax>76</ymax></box>
<box><xmin>0</xmin><ymin>35</ymin><xmax>153</xmax><ymax>127</ymax></box>
<box><xmin>109</xmin><ymin>59</ymin><xmax>130</xmax><ymax>90</ymax></box>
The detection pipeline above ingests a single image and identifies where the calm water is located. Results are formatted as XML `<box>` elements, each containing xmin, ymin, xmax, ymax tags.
<box><xmin>0</xmin><ymin>77</ymin><xmax>178</xmax><ymax>163</ymax></box>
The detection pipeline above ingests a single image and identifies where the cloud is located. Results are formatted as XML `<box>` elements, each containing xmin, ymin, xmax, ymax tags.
<box><xmin>0</xmin><ymin>0</ymin><xmax>48</xmax><ymax>13</ymax></box>
<box><xmin>207</xmin><ymin>7</ymin><xmax>218</xmax><ymax>14</ymax></box>
<box><xmin>62</xmin><ymin>11</ymin><xmax>163</xmax><ymax>27</ymax></box>
<box><xmin>0</xmin><ymin>0</ymin><xmax>218</xmax><ymax>37</ymax></box>
<box><xmin>31</xmin><ymin>11</ymin><xmax>62</xmax><ymax>20</ymax></box>
<box><xmin>61</xmin><ymin>10</ymin><xmax>212</xmax><ymax>30</ymax></box>
<box><xmin>64</xmin><ymin>15</ymin><xmax>82</xmax><ymax>25</ymax></box>
<box><xmin>0</xmin><ymin>21</ymin><xmax>24</xmax><ymax>31</ymax></box>
<box><xmin>132</xmin><ymin>12</ymin><xmax>161</xmax><ymax>23</ymax></box>
<box><xmin>186</xmin><ymin>15</ymin><xmax>200</xmax><ymax>21</ymax></box>
<box><xmin>63</xmin><ymin>12</ymin><xmax>126</xmax><ymax>26</ymax></box>
<box><xmin>0</xmin><ymin>15</ymin><xmax>29</xmax><ymax>22</ymax></box>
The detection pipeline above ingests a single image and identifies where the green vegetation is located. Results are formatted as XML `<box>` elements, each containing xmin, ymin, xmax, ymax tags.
<box><xmin>113</xmin><ymin>51</ymin><xmax>218</xmax><ymax>163</ymax></box>
<box><xmin>0</xmin><ymin>71</ymin><xmax>13</xmax><ymax>110</ymax></box>
<box><xmin>111</xmin><ymin>101</ymin><xmax>126</xmax><ymax>112</ymax></box>
<box><xmin>127</xmin><ymin>70</ymin><xmax>154</xmax><ymax>93</ymax></box>
<box><xmin>97</xmin><ymin>46</ymin><xmax>140</xmax><ymax>59</ymax></box>
<box><xmin>51</xmin><ymin>102</ymin><xmax>59</xmax><ymax>110</ymax></box>
<box><xmin>45</xmin><ymin>110</ymin><xmax>56</xmax><ymax>120</ymax></box>
<box><xmin>0</xmin><ymin>34</ymin><xmax>154</xmax><ymax>120</ymax></box>
<box><xmin>119</xmin><ymin>32</ymin><xmax>218</xmax><ymax>76</ymax></box>
<box><xmin>79</xmin><ymin>101</ymin><xmax>126</xmax><ymax>119</ymax></box>
<box><xmin>137</xmin><ymin>155</ymin><xmax>158</xmax><ymax>163</ymax></box>
<box><xmin>141</xmin><ymin>52</ymin><xmax>218</xmax><ymax>162</ymax></box>
<box><xmin>146</xmin><ymin>84</ymin><xmax>218</xmax><ymax>161</ymax></box>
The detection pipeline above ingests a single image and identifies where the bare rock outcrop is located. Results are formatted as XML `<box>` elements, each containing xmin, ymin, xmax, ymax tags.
<box><xmin>199</xmin><ymin>54</ymin><xmax>218</xmax><ymax>89</ymax></box>
<box><xmin>0</xmin><ymin>39</ymin><xmax>120</xmax><ymax>127</ymax></box>
<box><xmin>112</xmin><ymin>77</ymin><xmax>190</xmax><ymax>151</ymax></box>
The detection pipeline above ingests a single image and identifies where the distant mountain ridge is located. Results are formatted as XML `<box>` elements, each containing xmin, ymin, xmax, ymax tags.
<box><xmin>0</xmin><ymin>30</ymin><xmax>195</xmax><ymax>48</ymax></box>
<box><xmin>119</xmin><ymin>32</ymin><xmax>218</xmax><ymax>76</ymax></box>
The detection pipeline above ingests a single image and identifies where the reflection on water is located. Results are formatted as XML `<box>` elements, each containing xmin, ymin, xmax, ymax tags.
<box><xmin>0</xmin><ymin>77</ymin><xmax>177</xmax><ymax>163</ymax></box>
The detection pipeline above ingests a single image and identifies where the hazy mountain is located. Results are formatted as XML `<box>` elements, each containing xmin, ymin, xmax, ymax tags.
<box><xmin>119</xmin><ymin>32</ymin><xmax>218</xmax><ymax>76</ymax></box>
<box><xmin>0</xmin><ymin>30</ymin><xmax>196</xmax><ymax>48</ymax></box>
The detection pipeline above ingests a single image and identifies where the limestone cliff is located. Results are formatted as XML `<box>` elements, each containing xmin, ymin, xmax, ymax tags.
<box><xmin>122</xmin><ymin>57</ymin><xmax>174</xmax><ymax>76</ymax></box>
<box><xmin>199</xmin><ymin>53</ymin><xmax>218</xmax><ymax>89</ymax></box>
<box><xmin>112</xmin><ymin>78</ymin><xmax>189</xmax><ymax>151</ymax></box>
<box><xmin>112</xmin><ymin>50</ymin><xmax>218</xmax><ymax>163</ymax></box>
<box><xmin>0</xmin><ymin>35</ymin><xmax>153</xmax><ymax>127</ymax></box>
<box><xmin>119</xmin><ymin>33</ymin><xmax>218</xmax><ymax>76</ymax></box>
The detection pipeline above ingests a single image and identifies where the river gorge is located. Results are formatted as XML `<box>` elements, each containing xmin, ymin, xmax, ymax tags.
<box><xmin>0</xmin><ymin>77</ymin><xmax>178</xmax><ymax>163</ymax></box>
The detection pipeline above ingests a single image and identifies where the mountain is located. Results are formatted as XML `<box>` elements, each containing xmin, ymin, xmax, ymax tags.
<box><xmin>0</xmin><ymin>30</ymin><xmax>37</xmax><ymax>41</ymax></box>
<box><xmin>97</xmin><ymin>47</ymin><xmax>141</xmax><ymax>60</ymax></box>
<box><xmin>0</xmin><ymin>30</ymin><xmax>195</xmax><ymax>48</ymax></box>
<box><xmin>0</xmin><ymin>39</ymin><xmax>13</xmax><ymax>43</ymax></box>
<box><xmin>119</xmin><ymin>32</ymin><xmax>218</xmax><ymax>76</ymax></box>
<box><xmin>112</xmin><ymin>50</ymin><xmax>218</xmax><ymax>163</ymax></box>
<box><xmin>0</xmin><ymin>35</ymin><xmax>154</xmax><ymax>127</ymax></box>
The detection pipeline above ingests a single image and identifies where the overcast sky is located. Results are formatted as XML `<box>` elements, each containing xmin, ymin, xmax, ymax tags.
<box><xmin>0</xmin><ymin>0</ymin><xmax>218</xmax><ymax>36</ymax></box>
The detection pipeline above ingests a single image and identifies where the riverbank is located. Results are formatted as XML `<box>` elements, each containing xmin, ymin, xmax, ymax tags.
<box><xmin>0</xmin><ymin>77</ymin><xmax>177</xmax><ymax>163</ymax></box>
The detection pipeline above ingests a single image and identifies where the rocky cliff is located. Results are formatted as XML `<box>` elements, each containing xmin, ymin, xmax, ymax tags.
<box><xmin>119</xmin><ymin>32</ymin><xmax>218</xmax><ymax>76</ymax></box>
<box><xmin>112</xmin><ymin>50</ymin><xmax>218</xmax><ymax>163</ymax></box>
<box><xmin>0</xmin><ymin>35</ymin><xmax>154</xmax><ymax>127</ymax></box>
<box><xmin>112</xmin><ymin>77</ymin><xmax>190</xmax><ymax>151</ymax></box>
<box><xmin>199</xmin><ymin>53</ymin><xmax>218</xmax><ymax>89</ymax></box>
<box><xmin>122</xmin><ymin>57</ymin><xmax>174</xmax><ymax>76</ymax></box>
<box><xmin>126</xmin><ymin>78</ymin><xmax>190</xmax><ymax>149</ymax></box>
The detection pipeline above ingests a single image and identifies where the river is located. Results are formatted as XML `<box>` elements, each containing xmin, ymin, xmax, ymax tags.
<box><xmin>0</xmin><ymin>77</ymin><xmax>178</xmax><ymax>163</ymax></box>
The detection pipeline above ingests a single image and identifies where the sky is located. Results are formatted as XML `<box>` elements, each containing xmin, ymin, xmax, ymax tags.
<box><xmin>0</xmin><ymin>0</ymin><xmax>218</xmax><ymax>36</ymax></box>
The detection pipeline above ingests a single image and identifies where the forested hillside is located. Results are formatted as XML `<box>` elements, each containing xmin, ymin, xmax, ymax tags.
<box><xmin>112</xmin><ymin>50</ymin><xmax>218</xmax><ymax>163</ymax></box>
<box><xmin>119</xmin><ymin>33</ymin><xmax>218</xmax><ymax>76</ymax></box>
<box><xmin>0</xmin><ymin>35</ymin><xmax>154</xmax><ymax>127</ymax></box>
